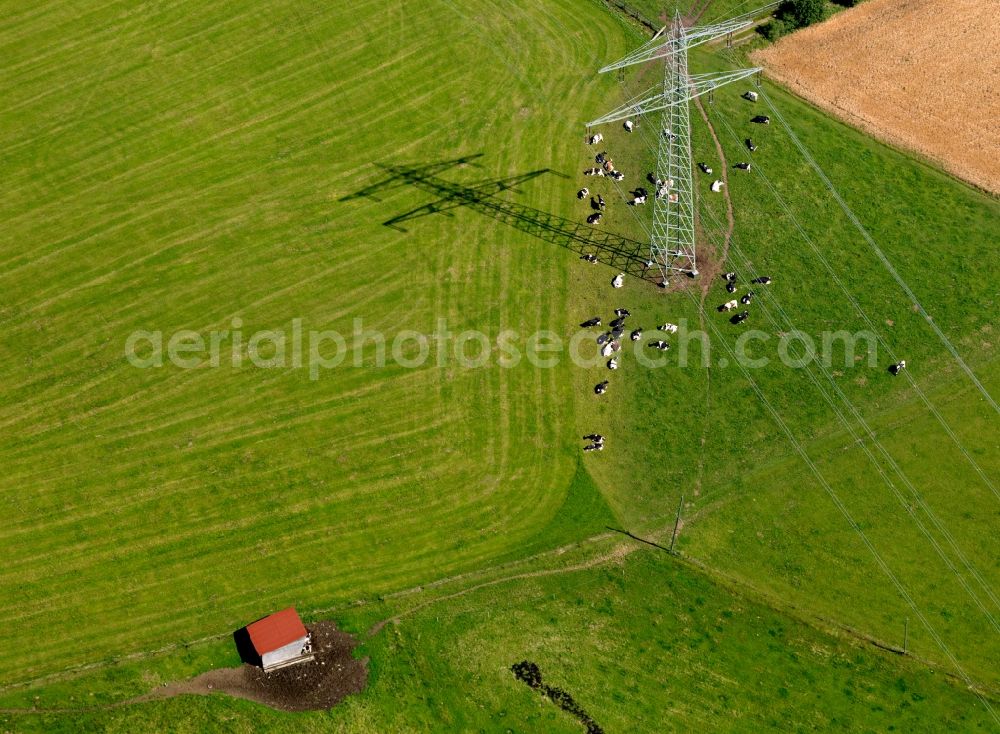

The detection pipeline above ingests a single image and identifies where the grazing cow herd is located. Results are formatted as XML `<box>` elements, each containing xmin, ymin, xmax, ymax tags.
<box><xmin>718</xmin><ymin>271</ymin><xmax>769</xmax><ymax>324</ymax></box>
<box><xmin>574</xmin><ymin>92</ymin><xmax>907</xmax><ymax>454</ymax></box>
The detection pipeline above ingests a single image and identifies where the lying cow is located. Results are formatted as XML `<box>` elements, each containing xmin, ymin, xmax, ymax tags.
<box><xmin>624</xmin><ymin>120</ymin><xmax>634</xmax><ymax>132</ymax></box>
<box><xmin>726</xmin><ymin>281</ymin><xmax>737</xmax><ymax>294</ymax></box>
<box><xmin>742</xmin><ymin>90</ymin><xmax>758</xmax><ymax>102</ymax></box>
<box><xmin>594</xmin><ymin>380</ymin><xmax>609</xmax><ymax>395</ymax></box>
<box><xmin>751</xmin><ymin>115</ymin><xmax>770</xmax><ymax>124</ymax></box>
<box><xmin>587</xmin><ymin>213</ymin><xmax>603</xmax><ymax>225</ymax></box>
<box><xmin>583</xmin><ymin>433</ymin><xmax>603</xmax><ymax>442</ymax></box>
<box><xmin>601</xmin><ymin>342</ymin><xmax>615</xmax><ymax>357</ymax></box>
<box><xmin>607</xmin><ymin>357</ymin><xmax>619</xmax><ymax>370</ymax></box>
<box><xmin>630</xmin><ymin>329</ymin><xmax>642</xmax><ymax>341</ymax></box>
<box><xmin>718</xmin><ymin>300</ymin><xmax>738</xmax><ymax>312</ymax></box>
<box><xmin>734</xmin><ymin>162</ymin><xmax>751</xmax><ymax>171</ymax></box>
<box><xmin>649</xmin><ymin>340</ymin><xmax>670</xmax><ymax>351</ymax></box>
<box><xmin>578</xmin><ymin>187</ymin><xmax>589</xmax><ymax>199</ymax></box>
<box><xmin>698</xmin><ymin>162</ymin><xmax>713</xmax><ymax>174</ymax></box>
<box><xmin>612</xmin><ymin>273</ymin><xmax>624</xmax><ymax>288</ymax></box>
<box><xmin>711</xmin><ymin>180</ymin><xmax>725</xmax><ymax>192</ymax></box>
<box><xmin>731</xmin><ymin>311</ymin><xmax>749</xmax><ymax>324</ymax></box>
<box><xmin>609</xmin><ymin>171</ymin><xmax>625</xmax><ymax>181</ymax></box>
<box><xmin>610</xmin><ymin>316</ymin><xmax>626</xmax><ymax>329</ymax></box>
<box><xmin>751</xmin><ymin>275</ymin><xmax>772</xmax><ymax>285</ymax></box>
<box><xmin>658</xmin><ymin>323</ymin><xmax>678</xmax><ymax>334</ymax></box>
<box><xmin>723</xmin><ymin>272</ymin><xmax>737</xmax><ymax>282</ymax></box>
<box><xmin>889</xmin><ymin>360</ymin><xmax>907</xmax><ymax>376</ymax></box>
<box><xmin>589</xmin><ymin>133</ymin><xmax>603</xmax><ymax>145</ymax></box>
<box><xmin>583</xmin><ymin>442</ymin><xmax>604</xmax><ymax>452</ymax></box>
<box><xmin>746</xmin><ymin>138</ymin><xmax>757</xmax><ymax>152</ymax></box>
<box><xmin>631</xmin><ymin>195</ymin><xmax>647</xmax><ymax>205</ymax></box>
<box><xmin>580</xmin><ymin>317</ymin><xmax>601</xmax><ymax>328</ymax></box>
<box><xmin>615</xmin><ymin>308</ymin><xmax>630</xmax><ymax>317</ymax></box>
<box><xmin>741</xmin><ymin>291</ymin><xmax>754</xmax><ymax>305</ymax></box>
<box><xmin>581</xmin><ymin>254</ymin><xmax>598</xmax><ymax>263</ymax></box>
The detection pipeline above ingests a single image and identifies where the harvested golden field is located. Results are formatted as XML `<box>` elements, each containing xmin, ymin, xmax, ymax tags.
<box><xmin>754</xmin><ymin>0</ymin><xmax>1000</xmax><ymax>194</ymax></box>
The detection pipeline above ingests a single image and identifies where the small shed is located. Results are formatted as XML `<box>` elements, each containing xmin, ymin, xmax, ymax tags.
<box><xmin>238</xmin><ymin>607</ymin><xmax>314</xmax><ymax>672</ymax></box>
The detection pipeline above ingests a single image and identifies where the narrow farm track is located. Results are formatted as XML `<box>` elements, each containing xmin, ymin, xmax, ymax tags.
<box><xmin>693</xmin><ymin>94</ymin><xmax>736</xmax><ymax>295</ymax></box>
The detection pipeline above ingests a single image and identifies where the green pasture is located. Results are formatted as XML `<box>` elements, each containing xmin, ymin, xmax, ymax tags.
<box><xmin>0</xmin><ymin>0</ymin><xmax>997</xmax><ymax>730</ymax></box>
<box><xmin>8</xmin><ymin>553</ymin><xmax>997</xmax><ymax>732</ymax></box>
<box><xmin>0</xmin><ymin>0</ymin><xmax>628</xmax><ymax>686</ymax></box>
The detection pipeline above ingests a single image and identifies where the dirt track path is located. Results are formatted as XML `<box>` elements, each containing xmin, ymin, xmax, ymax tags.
<box><xmin>686</xmin><ymin>0</ymin><xmax>714</xmax><ymax>26</ymax></box>
<box><xmin>693</xmin><ymin>95</ymin><xmax>736</xmax><ymax>297</ymax></box>
<box><xmin>689</xmin><ymin>92</ymin><xmax>735</xmax><ymax>496</ymax></box>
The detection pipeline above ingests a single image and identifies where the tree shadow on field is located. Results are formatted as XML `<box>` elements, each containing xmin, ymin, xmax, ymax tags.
<box><xmin>340</xmin><ymin>155</ymin><xmax>654</xmax><ymax>280</ymax></box>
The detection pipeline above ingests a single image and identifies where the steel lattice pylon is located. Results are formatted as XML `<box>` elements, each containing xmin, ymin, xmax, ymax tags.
<box><xmin>588</xmin><ymin>11</ymin><xmax>760</xmax><ymax>284</ymax></box>
<box><xmin>652</xmin><ymin>16</ymin><xmax>696</xmax><ymax>280</ymax></box>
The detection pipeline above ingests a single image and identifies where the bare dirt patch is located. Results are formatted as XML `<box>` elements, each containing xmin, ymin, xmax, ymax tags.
<box><xmin>138</xmin><ymin>622</ymin><xmax>367</xmax><ymax>712</ymax></box>
<box><xmin>754</xmin><ymin>0</ymin><xmax>1000</xmax><ymax>194</ymax></box>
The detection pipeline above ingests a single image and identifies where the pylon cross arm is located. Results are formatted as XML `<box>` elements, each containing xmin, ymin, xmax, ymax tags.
<box><xmin>586</xmin><ymin>68</ymin><xmax>760</xmax><ymax>127</ymax></box>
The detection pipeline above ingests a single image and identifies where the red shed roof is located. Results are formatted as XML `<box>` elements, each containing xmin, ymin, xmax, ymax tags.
<box><xmin>246</xmin><ymin>607</ymin><xmax>308</xmax><ymax>654</ymax></box>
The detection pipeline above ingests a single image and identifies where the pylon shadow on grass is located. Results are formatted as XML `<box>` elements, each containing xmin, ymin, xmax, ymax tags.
<box><xmin>341</xmin><ymin>156</ymin><xmax>654</xmax><ymax>281</ymax></box>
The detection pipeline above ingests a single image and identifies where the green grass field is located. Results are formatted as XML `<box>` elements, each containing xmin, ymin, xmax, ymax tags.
<box><xmin>1</xmin><ymin>0</ymin><xmax>997</xmax><ymax>731</ymax></box>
